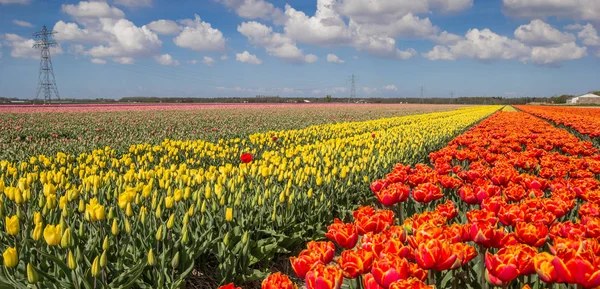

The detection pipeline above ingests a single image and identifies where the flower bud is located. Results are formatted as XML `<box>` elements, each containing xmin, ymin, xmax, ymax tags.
<box><xmin>156</xmin><ymin>224</ymin><xmax>164</xmax><ymax>241</ymax></box>
<box><xmin>67</xmin><ymin>250</ymin><xmax>77</xmax><ymax>270</ymax></box>
<box><xmin>223</xmin><ymin>232</ymin><xmax>229</xmax><ymax>246</ymax></box>
<box><xmin>61</xmin><ymin>228</ymin><xmax>72</xmax><ymax>248</ymax></box>
<box><xmin>108</xmin><ymin>207</ymin><xmax>115</xmax><ymax>220</ymax></box>
<box><xmin>181</xmin><ymin>227</ymin><xmax>189</xmax><ymax>244</ymax></box>
<box><xmin>91</xmin><ymin>256</ymin><xmax>101</xmax><ymax>277</ymax></box>
<box><xmin>111</xmin><ymin>219</ymin><xmax>120</xmax><ymax>236</ymax></box>
<box><xmin>27</xmin><ymin>264</ymin><xmax>39</xmax><ymax>283</ymax></box>
<box><xmin>167</xmin><ymin>214</ymin><xmax>175</xmax><ymax>229</ymax></box>
<box><xmin>147</xmin><ymin>249</ymin><xmax>156</xmax><ymax>266</ymax></box>
<box><xmin>124</xmin><ymin>218</ymin><xmax>131</xmax><ymax>234</ymax></box>
<box><xmin>100</xmin><ymin>250</ymin><xmax>108</xmax><ymax>268</ymax></box>
<box><xmin>242</xmin><ymin>231</ymin><xmax>249</xmax><ymax>244</ymax></box>
<box><xmin>171</xmin><ymin>252</ymin><xmax>179</xmax><ymax>269</ymax></box>
<box><xmin>102</xmin><ymin>236</ymin><xmax>110</xmax><ymax>251</ymax></box>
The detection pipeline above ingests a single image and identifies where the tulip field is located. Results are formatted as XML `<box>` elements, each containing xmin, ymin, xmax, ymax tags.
<box><xmin>5</xmin><ymin>103</ymin><xmax>600</xmax><ymax>289</ymax></box>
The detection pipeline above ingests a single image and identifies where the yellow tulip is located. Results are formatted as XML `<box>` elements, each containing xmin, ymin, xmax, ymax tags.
<box><xmin>67</xmin><ymin>250</ymin><xmax>77</xmax><ymax>270</ymax></box>
<box><xmin>2</xmin><ymin>247</ymin><xmax>17</xmax><ymax>268</ymax></box>
<box><xmin>32</xmin><ymin>222</ymin><xmax>43</xmax><ymax>241</ymax></box>
<box><xmin>225</xmin><ymin>207</ymin><xmax>233</xmax><ymax>222</ymax></box>
<box><xmin>43</xmin><ymin>224</ymin><xmax>62</xmax><ymax>246</ymax></box>
<box><xmin>91</xmin><ymin>256</ymin><xmax>100</xmax><ymax>277</ymax></box>
<box><xmin>5</xmin><ymin>215</ymin><xmax>19</xmax><ymax>236</ymax></box>
<box><xmin>147</xmin><ymin>249</ymin><xmax>156</xmax><ymax>266</ymax></box>
<box><xmin>111</xmin><ymin>219</ymin><xmax>120</xmax><ymax>235</ymax></box>
<box><xmin>61</xmin><ymin>228</ymin><xmax>72</xmax><ymax>248</ymax></box>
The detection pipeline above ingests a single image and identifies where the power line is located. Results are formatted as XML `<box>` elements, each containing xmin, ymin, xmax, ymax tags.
<box><xmin>33</xmin><ymin>25</ymin><xmax>61</xmax><ymax>104</ymax></box>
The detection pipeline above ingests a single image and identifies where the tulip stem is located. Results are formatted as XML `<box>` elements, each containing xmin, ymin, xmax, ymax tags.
<box><xmin>479</xmin><ymin>246</ymin><xmax>487</xmax><ymax>289</ymax></box>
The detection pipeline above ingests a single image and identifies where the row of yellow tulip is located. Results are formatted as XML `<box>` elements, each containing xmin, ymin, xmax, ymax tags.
<box><xmin>0</xmin><ymin>106</ymin><xmax>501</xmax><ymax>288</ymax></box>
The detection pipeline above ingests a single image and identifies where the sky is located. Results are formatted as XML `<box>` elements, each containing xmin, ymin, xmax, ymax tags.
<box><xmin>0</xmin><ymin>0</ymin><xmax>599</xmax><ymax>99</ymax></box>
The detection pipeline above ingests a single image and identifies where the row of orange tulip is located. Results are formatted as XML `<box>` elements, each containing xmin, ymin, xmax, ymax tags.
<box><xmin>516</xmin><ymin>105</ymin><xmax>600</xmax><ymax>139</ymax></box>
<box><xmin>219</xmin><ymin>110</ymin><xmax>600</xmax><ymax>289</ymax></box>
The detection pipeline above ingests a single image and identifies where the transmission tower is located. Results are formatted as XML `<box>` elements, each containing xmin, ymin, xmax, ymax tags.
<box><xmin>33</xmin><ymin>25</ymin><xmax>60</xmax><ymax>104</ymax></box>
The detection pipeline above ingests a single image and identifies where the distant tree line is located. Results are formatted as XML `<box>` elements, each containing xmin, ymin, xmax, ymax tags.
<box><xmin>1</xmin><ymin>92</ymin><xmax>599</xmax><ymax>105</ymax></box>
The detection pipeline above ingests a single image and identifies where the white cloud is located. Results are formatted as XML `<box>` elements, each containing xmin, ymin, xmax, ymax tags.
<box><xmin>220</xmin><ymin>55</ymin><xmax>228</xmax><ymax>60</ymax></box>
<box><xmin>202</xmin><ymin>56</ymin><xmax>216</xmax><ymax>66</ymax></box>
<box><xmin>514</xmin><ymin>19</ymin><xmax>575</xmax><ymax>46</ymax></box>
<box><xmin>238</xmin><ymin>21</ymin><xmax>318</xmax><ymax>63</ymax></box>
<box><xmin>283</xmin><ymin>2</ymin><xmax>353</xmax><ymax>46</ymax></box>
<box><xmin>90</xmin><ymin>58</ymin><xmax>106</xmax><ymax>64</ymax></box>
<box><xmin>215</xmin><ymin>0</ymin><xmax>285</xmax><ymax>24</ymax></box>
<box><xmin>53</xmin><ymin>2</ymin><xmax>162</xmax><ymax>62</ymax></box>
<box><xmin>147</xmin><ymin>20</ymin><xmax>181</xmax><ymax>35</ymax></box>
<box><xmin>280</xmin><ymin>0</ymin><xmax>419</xmax><ymax>60</ymax></box>
<box><xmin>236</xmin><ymin>51</ymin><xmax>263</xmax><ymax>64</ymax></box>
<box><xmin>68</xmin><ymin>44</ymin><xmax>86</xmax><ymax>55</ymax></box>
<box><xmin>113</xmin><ymin>56</ymin><xmax>134</xmax><ymax>64</ymax></box>
<box><xmin>154</xmin><ymin>53</ymin><xmax>180</xmax><ymax>66</ymax></box>
<box><xmin>577</xmin><ymin>24</ymin><xmax>600</xmax><ymax>46</ymax></box>
<box><xmin>62</xmin><ymin>1</ymin><xmax>125</xmax><ymax>20</ymax></box>
<box><xmin>174</xmin><ymin>14</ymin><xmax>226</xmax><ymax>52</ymax></box>
<box><xmin>530</xmin><ymin>42</ymin><xmax>587</xmax><ymax>65</ymax></box>
<box><xmin>312</xmin><ymin>89</ymin><xmax>323</xmax><ymax>95</ymax></box>
<box><xmin>502</xmin><ymin>0</ymin><xmax>600</xmax><ymax>23</ymax></box>
<box><xmin>0</xmin><ymin>0</ymin><xmax>29</xmax><ymax>4</ymax></box>
<box><xmin>422</xmin><ymin>45</ymin><xmax>456</xmax><ymax>60</ymax></box>
<box><xmin>3</xmin><ymin>33</ymin><xmax>63</xmax><ymax>59</ymax></box>
<box><xmin>383</xmin><ymin>84</ymin><xmax>399</xmax><ymax>91</ymax></box>
<box><xmin>53</xmin><ymin>21</ymin><xmax>106</xmax><ymax>44</ymax></box>
<box><xmin>86</xmin><ymin>19</ymin><xmax>162</xmax><ymax>58</ymax></box>
<box><xmin>327</xmin><ymin>53</ymin><xmax>345</xmax><ymax>63</ymax></box>
<box><xmin>332</xmin><ymin>0</ymin><xmax>473</xmax><ymax>25</ymax></box>
<box><xmin>0</xmin><ymin>44</ymin><xmax>3</xmax><ymax>58</ymax></box>
<box><xmin>363</xmin><ymin>87</ymin><xmax>378</xmax><ymax>94</ymax></box>
<box><xmin>12</xmin><ymin>20</ymin><xmax>33</xmax><ymax>27</ymax></box>
<box><xmin>187</xmin><ymin>59</ymin><xmax>198</xmax><ymax>64</ymax></box>
<box><xmin>113</xmin><ymin>0</ymin><xmax>152</xmax><ymax>8</ymax></box>
<box><xmin>424</xmin><ymin>28</ymin><xmax>531</xmax><ymax>61</ymax></box>
<box><xmin>430</xmin><ymin>31</ymin><xmax>463</xmax><ymax>45</ymax></box>
<box><xmin>565</xmin><ymin>24</ymin><xmax>584</xmax><ymax>30</ymax></box>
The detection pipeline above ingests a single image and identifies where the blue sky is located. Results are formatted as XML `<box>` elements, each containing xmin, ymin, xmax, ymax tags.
<box><xmin>0</xmin><ymin>0</ymin><xmax>599</xmax><ymax>99</ymax></box>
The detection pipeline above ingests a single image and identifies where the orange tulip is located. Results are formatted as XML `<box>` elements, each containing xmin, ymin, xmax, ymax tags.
<box><xmin>290</xmin><ymin>250</ymin><xmax>323</xmax><ymax>279</ymax></box>
<box><xmin>411</xmin><ymin>183</ymin><xmax>443</xmax><ymax>203</ymax></box>
<box><xmin>363</xmin><ymin>273</ymin><xmax>384</xmax><ymax>289</ymax></box>
<box><xmin>470</xmin><ymin>221</ymin><xmax>505</xmax><ymax>248</ymax></box>
<box><xmin>306</xmin><ymin>241</ymin><xmax>335</xmax><ymax>264</ymax></box>
<box><xmin>415</xmin><ymin>239</ymin><xmax>460</xmax><ymax>271</ymax></box>
<box><xmin>371</xmin><ymin>255</ymin><xmax>412</xmax><ymax>289</ymax></box>
<box><xmin>388</xmin><ymin>278</ymin><xmax>433</xmax><ymax>289</ymax></box>
<box><xmin>337</xmin><ymin>249</ymin><xmax>374</xmax><ymax>278</ymax></box>
<box><xmin>305</xmin><ymin>264</ymin><xmax>343</xmax><ymax>289</ymax></box>
<box><xmin>262</xmin><ymin>272</ymin><xmax>297</xmax><ymax>289</ymax></box>
<box><xmin>515</xmin><ymin>222</ymin><xmax>548</xmax><ymax>247</ymax></box>
<box><xmin>325</xmin><ymin>219</ymin><xmax>358</xmax><ymax>249</ymax></box>
<box><xmin>485</xmin><ymin>245</ymin><xmax>536</xmax><ymax>285</ymax></box>
<box><xmin>355</xmin><ymin>210</ymin><xmax>394</xmax><ymax>235</ymax></box>
<box><xmin>435</xmin><ymin>200</ymin><xmax>457</xmax><ymax>220</ymax></box>
<box><xmin>374</xmin><ymin>182</ymin><xmax>410</xmax><ymax>207</ymax></box>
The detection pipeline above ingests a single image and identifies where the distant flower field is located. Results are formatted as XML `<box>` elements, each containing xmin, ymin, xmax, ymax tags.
<box><xmin>0</xmin><ymin>104</ymin><xmax>499</xmax><ymax>288</ymax></box>
<box><xmin>0</xmin><ymin>103</ymin><xmax>465</xmax><ymax>161</ymax></box>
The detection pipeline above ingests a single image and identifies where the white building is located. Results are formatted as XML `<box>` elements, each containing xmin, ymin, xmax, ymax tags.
<box><xmin>567</xmin><ymin>93</ymin><xmax>600</xmax><ymax>104</ymax></box>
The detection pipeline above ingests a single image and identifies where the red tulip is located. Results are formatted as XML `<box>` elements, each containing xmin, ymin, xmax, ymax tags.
<box><xmin>515</xmin><ymin>222</ymin><xmax>548</xmax><ymax>247</ymax></box>
<box><xmin>370</xmin><ymin>179</ymin><xmax>388</xmax><ymax>194</ymax></box>
<box><xmin>388</xmin><ymin>278</ymin><xmax>433</xmax><ymax>289</ymax></box>
<box><xmin>262</xmin><ymin>272</ymin><xmax>297</xmax><ymax>289</ymax></box>
<box><xmin>415</xmin><ymin>239</ymin><xmax>460</xmax><ymax>271</ymax></box>
<box><xmin>272</xmin><ymin>136</ymin><xmax>277</xmax><ymax>141</ymax></box>
<box><xmin>485</xmin><ymin>245</ymin><xmax>536</xmax><ymax>285</ymax></box>
<box><xmin>218</xmin><ymin>283</ymin><xmax>241</xmax><ymax>289</ymax></box>
<box><xmin>374</xmin><ymin>183</ymin><xmax>410</xmax><ymax>207</ymax></box>
<box><xmin>435</xmin><ymin>200</ymin><xmax>458</xmax><ymax>220</ymax></box>
<box><xmin>290</xmin><ymin>250</ymin><xmax>323</xmax><ymax>279</ymax></box>
<box><xmin>337</xmin><ymin>249</ymin><xmax>374</xmax><ymax>278</ymax></box>
<box><xmin>355</xmin><ymin>210</ymin><xmax>395</xmax><ymax>235</ymax></box>
<box><xmin>240</xmin><ymin>153</ymin><xmax>253</xmax><ymax>163</ymax></box>
<box><xmin>306</xmin><ymin>241</ymin><xmax>335</xmax><ymax>264</ymax></box>
<box><xmin>363</xmin><ymin>273</ymin><xmax>384</xmax><ymax>289</ymax></box>
<box><xmin>305</xmin><ymin>264</ymin><xmax>343</xmax><ymax>289</ymax></box>
<box><xmin>412</xmin><ymin>183</ymin><xmax>444</xmax><ymax>203</ymax></box>
<box><xmin>371</xmin><ymin>255</ymin><xmax>411</xmax><ymax>289</ymax></box>
<box><xmin>325</xmin><ymin>219</ymin><xmax>358</xmax><ymax>249</ymax></box>
<box><xmin>470</xmin><ymin>221</ymin><xmax>505</xmax><ymax>248</ymax></box>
